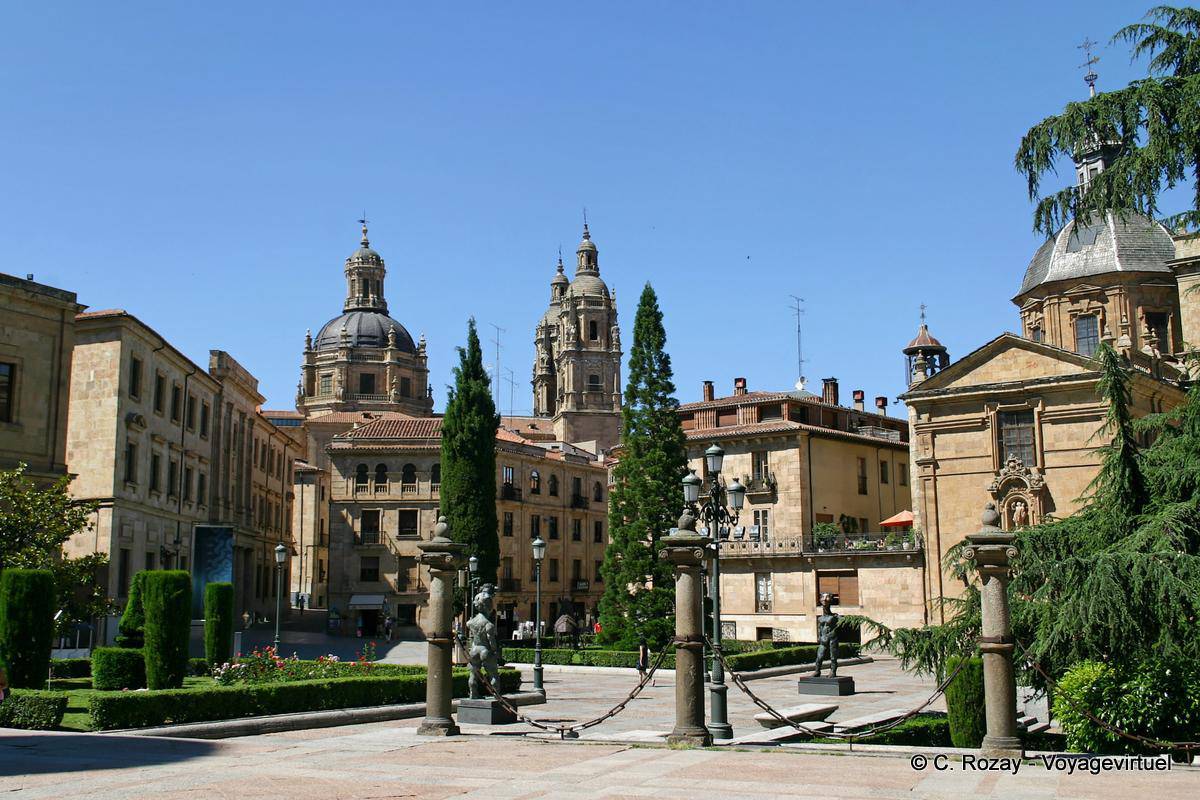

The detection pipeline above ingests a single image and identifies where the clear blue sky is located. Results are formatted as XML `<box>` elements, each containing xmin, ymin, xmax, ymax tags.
<box><xmin>1</xmin><ymin>1</ymin><xmax>1173</xmax><ymax>416</ymax></box>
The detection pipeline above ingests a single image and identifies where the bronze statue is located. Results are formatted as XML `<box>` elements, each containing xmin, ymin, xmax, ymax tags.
<box><xmin>467</xmin><ymin>584</ymin><xmax>502</xmax><ymax>699</ymax></box>
<box><xmin>813</xmin><ymin>592</ymin><xmax>839</xmax><ymax>677</ymax></box>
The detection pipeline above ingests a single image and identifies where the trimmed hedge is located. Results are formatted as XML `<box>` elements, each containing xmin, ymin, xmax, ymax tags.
<box><xmin>501</xmin><ymin>642</ymin><xmax>861</xmax><ymax>672</ymax></box>
<box><xmin>142</xmin><ymin>571</ymin><xmax>192</xmax><ymax>689</ymax></box>
<box><xmin>0</xmin><ymin>689</ymin><xmax>68</xmax><ymax>730</ymax></box>
<box><xmin>116</xmin><ymin>571</ymin><xmax>146</xmax><ymax>648</ymax></box>
<box><xmin>0</xmin><ymin>569</ymin><xmax>56</xmax><ymax>688</ymax></box>
<box><xmin>203</xmin><ymin>582</ymin><xmax>235</xmax><ymax>668</ymax></box>
<box><xmin>189</xmin><ymin>658</ymin><xmax>211</xmax><ymax>677</ymax></box>
<box><xmin>92</xmin><ymin>647</ymin><xmax>147</xmax><ymax>690</ymax></box>
<box><xmin>812</xmin><ymin>713</ymin><xmax>950</xmax><ymax>746</ymax></box>
<box><xmin>944</xmin><ymin>656</ymin><xmax>986</xmax><ymax>748</ymax></box>
<box><xmin>87</xmin><ymin>668</ymin><xmax>522</xmax><ymax>730</ymax></box>
<box><xmin>50</xmin><ymin>658</ymin><xmax>92</xmax><ymax>679</ymax></box>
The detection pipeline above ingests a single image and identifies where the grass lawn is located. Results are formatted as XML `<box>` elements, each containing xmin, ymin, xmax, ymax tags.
<box><xmin>50</xmin><ymin>676</ymin><xmax>215</xmax><ymax>732</ymax></box>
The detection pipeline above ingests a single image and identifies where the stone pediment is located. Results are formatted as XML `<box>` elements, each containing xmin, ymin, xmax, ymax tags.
<box><xmin>914</xmin><ymin>334</ymin><xmax>1096</xmax><ymax>392</ymax></box>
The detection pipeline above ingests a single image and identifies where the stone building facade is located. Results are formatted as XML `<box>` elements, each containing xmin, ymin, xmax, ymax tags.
<box><xmin>902</xmin><ymin>139</ymin><xmax>1194</xmax><ymax>622</ymax></box>
<box><xmin>678</xmin><ymin>378</ymin><xmax>921</xmax><ymax>642</ymax></box>
<box><xmin>323</xmin><ymin>416</ymin><xmax>608</xmax><ymax>635</ymax></box>
<box><xmin>531</xmin><ymin>224</ymin><xmax>622</xmax><ymax>455</ymax></box>
<box><xmin>0</xmin><ymin>273</ymin><xmax>84</xmax><ymax>482</ymax></box>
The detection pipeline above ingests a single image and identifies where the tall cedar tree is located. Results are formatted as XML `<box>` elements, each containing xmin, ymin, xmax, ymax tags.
<box><xmin>598</xmin><ymin>284</ymin><xmax>687</xmax><ymax>649</ymax></box>
<box><xmin>440</xmin><ymin>318</ymin><xmax>500</xmax><ymax>584</ymax></box>
<box><xmin>1015</xmin><ymin>6</ymin><xmax>1200</xmax><ymax>234</ymax></box>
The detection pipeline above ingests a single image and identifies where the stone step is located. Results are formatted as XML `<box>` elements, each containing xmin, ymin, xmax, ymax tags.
<box><xmin>726</xmin><ymin>721</ymin><xmax>833</xmax><ymax>746</ymax></box>
<box><xmin>831</xmin><ymin>708</ymin><xmax>908</xmax><ymax>732</ymax></box>
<box><xmin>1017</xmin><ymin>714</ymin><xmax>1037</xmax><ymax>728</ymax></box>
<box><xmin>1024</xmin><ymin>720</ymin><xmax>1051</xmax><ymax>734</ymax></box>
<box><xmin>754</xmin><ymin>703</ymin><xmax>839</xmax><ymax>729</ymax></box>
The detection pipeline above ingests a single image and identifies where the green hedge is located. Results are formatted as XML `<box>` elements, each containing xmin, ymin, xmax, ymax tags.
<box><xmin>0</xmin><ymin>689</ymin><xmax>68</xmax><ymax>730</ymax></box>
<box><xmin>92</xmin><ymin>647</ymin><xmax>147</xmax><ymax>690</ymax></box>
<box><xmin>811</xmin><ymin>713</ymin><xmax>950</xmax><ymax>746</ymax></box>
<box><xmin>944</xmin><ymin>656</ymin><xmax>986</xmax><ymax>748</ymax></box>
<box><xmin>116</xmin><ymin>571</ymin><xmax>146</xmax><ymax>648</ymax></box>
<box><xmin>50</xmin><ymin>658</ymin><xmax>92</xmax><ymax>679</ymax></box>
<box><xmin>203</xmin><ymin>582</ymin><xmax>235</xmax><ymax>668</ymax></box>
<box><xmin>189</xmin><ymin>658</ymin><xmax>211</xmax><ymax>677</ymax></box>
<box><xmin>142</xmin><ymin>571</ymin><xmax>192</xmax><ymax>689</ymax></box>
<box><xmin>500</xmin><ymin>642</ymin><xmax>860</xmax><ymax>671</ymax></box>
<box><xmin>0</xmin><ymin>569</ymin><xmax>56</xmax><ymax>688</ymax></box>
<box><xmin>87</xmin><ymin>668</ymin><xmax>522</xmax><ymax>730</ymax></box>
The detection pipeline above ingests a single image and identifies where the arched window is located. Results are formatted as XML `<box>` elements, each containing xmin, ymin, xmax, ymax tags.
<box><xmin>401</xmin><ymin>463</ymin><xmax>417</xmax><ymax>486</ymax></box>
<box><xmin>530</xmin><ymin>469</ymin><xmax>541</xmax><ymax>494</ymax></box>
<box><xmin>593</xmin><ymin>481</ymin><xmax>604</xmax><ymax>502</ymax></box>
<box><xmin>587</xmin><ymin>374</ymin><xmax>602</xmax><ymax>391</ymax></box>
<box><xmin>548</xmin><ymin>474</ymin><xmax>559</xmax><ymax>497</ymax></box>
<box><xmin>431</xmin><ymin>462</ymin><xmax>441</xmax><ymax>486</ymax></box>
<box><xmin>374</xmin><ymin>463</ymin><xmax>388</xmax><ymax>487</ymax></box>
<box><xmin>355</xmin><ymin>464</ymin><xmax>369</xmax><ymax>489</ymax></box>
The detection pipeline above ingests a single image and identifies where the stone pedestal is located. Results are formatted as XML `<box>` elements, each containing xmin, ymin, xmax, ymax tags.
<box><xmin>797</xmin><ymin>675</ymin><xmax>855</xmax><ymax>696</ymax></box>
<box><xmin>457</xmin><ymin>698</ymin><xmax>518</xmax><ymax>725</ymax></box>
<box><xmin>663</xmin><ymin>517</ymin><xmax>713</xmax><ymax>748</ymax></box>
<box><xmin>416</xmin><ymin>517</ymin><xmax>466</xmax><ymax>737</ymax></box>
<box><xmin>964</xmin><ymin>504</ymin><xmax>1023</xmax><ymax>759</ymax></box>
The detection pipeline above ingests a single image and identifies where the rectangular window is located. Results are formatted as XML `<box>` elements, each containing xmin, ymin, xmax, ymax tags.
<box><xmin>898</xmin><ymin>463</ymin><xmax>908</xmax><ymax>486</ymax></box>
<box><xmin>129</xmin><ymin>356</ymin><xmax>143</xmax><ymax>399</ymax></box>
<box><xmin>502</xmin><ymin>465</ymin><xmax>514</xmax><ymax>485</ymax></box>
<box><xmin>200</xmin><ymin>402</ymin><xmax>210</xmax><ymax>437</ymax></box>
<box><xmin>150</xmin><ymin>453</ymin><xmax>161</xmax><ymax>492</ymax></box>
<box><xmin>183</xmin><ymin>466</ymin><xmax>193</xmax><ymax>501</ymax></box>
<box><xmin>530</xmin><ymin>515</ymin><xmax>541</xmax><ymax>538</ymax></box>
<box><xmin>124</xmin><ymin>442</ymin><xmax>138</xmax><ymax>483</ymax></box>
<box><xmin>170</xmin><ymin>385</ymin><xmax>182</xmax><ymax>422</ymax></box>
<box><xmin>594</xmin><ymin>560</ymin><xmax>603</xmax><ymax>582</ymax></box>
<box><xmin>572</xmin><ymin>559</ymin><xmax>582</xmax><ymax>581</ymax></box>
<box><xmin>145</xmin><ymin>551</ymin><xmax>155</xmax><ymax>571</ymax></box>
<box><xmin>548</xmin><ymin>516</ymin><xmax>559</xmax><ymax>540</ymax></box>
<box><xmin>360</xmin><ymin>510</ymin><xmax>381</xmax><ymax>544</ymax></box>
<box><xmin>859</xmin><ymin>517</ymin><xmax>869</xmax><ymax>534</ymax></box>
<box><xmin>752</xmin><ymin>450</ymin><xmax>769</xmax><ymax>481</ymax></box>
<box><xmin>593</xmin><ymin>520</ymin><xmax>603</xmax><ymax>543</ymax></box>
<box><xmin>359</xmin><ymin>556</ymin><xmax>380</xmax><ymax>582</ymax></box>
<box><xmin>168</xmin><ymin>460</ymin><xmax>179</xmax><ymax>497</ymax></box>
<box><xmin>503</xmin><ymin>511</ymin><xmax>514</xmax><ymax>537</ymax></box>
<box><xmin>755</xmin><ymin>572</ymin><xmax>773</xmax><ymax>612</ymax></box>
<box><xmin>1075</xmin><ymin>314</ymin><xmax>1100</xmax><ymax>357</ymax></box>
<box><xmin>572</xmin><ymin>476</ymin><xmax>582</xmax><ymax>497</ymax></box>
<box><xmin>0</xmin><ymin>363</ymin><xmax>14</xmax><ymax>423</ymax></box>
<box><xmin>998</xmin><ymin>409</ymin><xmax>1036</xmax><ymax>468</ymax></box>
<box><xmin>856</xmin><ymin>457</ymin><xmax>867</xmax><ymax>495</ymax></box>
<box><xmin>118</xmin><ymin>548</ymin><xmax>131</xmax><ymax>597</ymax></box>
<box><xmin>197</xmin><ymin>472</ymin><xmax>207</xmax><ymax>505</ymax></box>
<box><xmin>548</xmin><ymin>558</ymin><xmax>559</xmax><ymax>582</ymax></box>
<box><xmin>817</xmin><ymin>569</ymin><xmax>860</xmax><ymax>606</ymax></box>
<box><xmin>753</xmin><ymin>509</ymin><xmax>770</xmax><ymax>540</ymax></box>
<box><xmin>400</xmin><ymin>376</ymin><xmax>412</xmax><ymax>397</ymax></box>
<box><xmin>588</xmin><ymin>320</ymin><xmax>599</xmax><ymax>340</ymax></box>
<box><xmin>398</xmin><ymin>509</ymin><xmax>419</xmax><ymax>538</ymax></box>
<box><xmin>319</xmin><ymin>373</ymin><xmax>332</xmax><ymax>395</ymax></box>
<box><xmin>1030</xmin><ymin>325</ymin><xmax>1043</xmax><ymax>343</ymax></box>
<box><xmin>880</xmin><ymin>460</ymin><xmax>889</xmax><ymax>484</ymax></box>
<box><xmin>1145</xmin><ymin>311</ymin><xmax>1169</xmax><ymax>350</ymax></box>
<box><xmin>571</xmin><ymin>518</ymin><xmax>581</xmax><ymax>541</ymax></box>
<box><xmin>587</xmin><ymin>374</ymin><xmax>602</xmax><ymax>391</ymax></box>
<box><xmin>358</xmin><ymin>373</ymin><xmax>376</xmax><ymax>394</ymax></box>
<box><xmin>153</xmin><ymin>373</ymin><xmax>165</xmax><ymax>414</ymax></box>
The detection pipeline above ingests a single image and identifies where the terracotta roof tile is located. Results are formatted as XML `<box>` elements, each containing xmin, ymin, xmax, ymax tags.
<box><xmin>343</xmin><ymin>417</ymin><xmax>443</xmax><ymax>439</ymax></box>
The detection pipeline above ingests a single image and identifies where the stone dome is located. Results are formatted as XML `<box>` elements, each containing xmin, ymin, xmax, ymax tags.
<box><xmin>1018</xmin><ymin>211</ymin><xmax>1175</xmax><ymax>297</ymax></box>
<box><xmin>314</xmin><ymin>310</ymin><xmax>416</xmax><ymax>352</ymax></box>
<box><xmin>570</xmin><ymin>274</ymin><xmax>609</xmax><ymax>296</ymax></box>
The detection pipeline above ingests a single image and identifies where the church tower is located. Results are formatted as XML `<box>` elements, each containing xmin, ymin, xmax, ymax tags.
<box><xmin>532</xmin><ymin>224</ymin><xmax>622</xmax><ymax>455</ymax></box>
<box><xmin>903</xmin><ymin>308</ymin><xmax>949</xmax><ymax>387</ymax></box>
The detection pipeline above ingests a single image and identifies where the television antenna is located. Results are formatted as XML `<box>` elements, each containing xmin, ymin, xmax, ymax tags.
<box><xmin>789</xmin><ymin>295</ymin><xmax>807</xmax><ymax>391</ymax></box>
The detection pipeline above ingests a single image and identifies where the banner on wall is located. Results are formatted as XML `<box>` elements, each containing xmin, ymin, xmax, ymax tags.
<box><xmin>192</xmin><ymin>525</ymin><xmax>234</xmax><ymax>619</ymax></box>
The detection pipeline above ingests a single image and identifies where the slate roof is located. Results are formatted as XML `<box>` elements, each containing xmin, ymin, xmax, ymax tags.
<box><xmin>1018</xmin><ymin>211</ymin><xmax>1175</xmax><ymax>297</ymax></box>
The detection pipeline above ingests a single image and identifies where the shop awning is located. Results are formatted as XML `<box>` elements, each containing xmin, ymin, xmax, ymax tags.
<box><xmin>348</xmin><ymin>594</ymin><xmax>387</xmax><ymax>610</ymax></box>
<box><xmin>879</xmin><ymin>510</ymin><xmax>914</xmax><ymax>528</ymax></box>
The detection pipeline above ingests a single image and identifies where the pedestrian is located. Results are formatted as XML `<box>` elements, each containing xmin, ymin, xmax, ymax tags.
<box><xmin>637</xmin><ymin>638</ymin><xmax>653</xmax><ymax>687</ymax></box>
<box><xmin>593</xmin><ymin>620</ymin><xmax>602</xmax><ymax>636</ymax></box>
<box><xmin>384</xmin><ymin>615</ymin><xmax>394</xmax><ymax>641</ymax></box>
<box><xmin>298</xmin><ymin>595</ymin><xmax>306</xmax><ymax>615</ymax></box>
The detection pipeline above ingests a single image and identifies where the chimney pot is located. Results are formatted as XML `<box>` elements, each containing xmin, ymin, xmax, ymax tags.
<box><xmin>702</xmin><ymin>380</ymin><xmax>715</xmax><ymax>402</ymax></box>
<box><xmin>875</xmin><ymin>395</ymin><xmax>888</xmax><ymax>414</ymax></box>
<box><xmin>734</xmin><ymin>377</ymin><xmax>747</xmax><ymax>396</ymax></box>
<box><xmin>852</xmin><ymin>389</ymin><xmax>865</xmax><ymax>412</ymax></box>
<box><xmin>821</xmin><ymin>377</ymin><xmax>839</xmax><ymax>406</ymax></box>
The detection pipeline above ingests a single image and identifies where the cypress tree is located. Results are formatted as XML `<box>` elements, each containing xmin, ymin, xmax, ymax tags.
<box><xmin>598</xmin><ymin>283</ymin><xmax>687</xmax><ymax>649</ymax></box>
<box><xmin>440</xmin><ymin>318</ymin><xmax>500</xmax><ymax>584</ymax></box>
<box><xmin>203</xmin><ymin>582</ymin><xmax>235</xmax><ymax>668</ymax></box>
<box><xmin>0</xmin><ymin>568</ymin><xmax>55</xmax><ymax>688</ymax></box>
<box><xmin>142</xmin><ymin>570</ymin><xmax>192</xmax><ymax>689</ymax></box>
<box><xmin>116</xmin><ymin>571</ymin><xmax>146</xmax><ymax>648</ymax></box>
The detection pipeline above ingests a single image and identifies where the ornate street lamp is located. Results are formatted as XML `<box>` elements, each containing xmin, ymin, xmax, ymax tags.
<box><xmin>468</xmin><ymin>554</ymin><xmax>479</xmax><ymax>600</ymax></box>
<box><xmin>273</xmin><ymin>542</ymin><xmax>287</xmax><ymax>650</ymax></box>
<box><xmin>531</xmin><ymin>535</ymin><xmax>547</xmax><ymax>693</ymax></box>
<box><xmin>682</xmin><ymin>443</ymin><xmax>745</xmax><ymax>740</ymax></box>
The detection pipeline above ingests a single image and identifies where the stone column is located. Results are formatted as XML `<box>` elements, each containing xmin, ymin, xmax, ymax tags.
<box><xmin>662</xmin><ymin>510</ymin><xmax>713</xmax><ymax>747</ymax></box>
<box><xmin>416</xmin><ymin>516</ymin><xmax>466</xmax><ymax>736</ymax></box>
<box><xmin>963</xmin><ymin>503</ymin><xmax>1022</xmax><ymax>758</ymax></box>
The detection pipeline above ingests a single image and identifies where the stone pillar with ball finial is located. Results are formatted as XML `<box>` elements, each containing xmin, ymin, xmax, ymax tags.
<box><xmin>661</xmin><ymin>507</ymin><xmax>713</xmax><ymax>747</ymax></box>
<box><xmin>416</xmin><ymin>516</ymin><xmax>466</xmax><ymax>736</ymax></box>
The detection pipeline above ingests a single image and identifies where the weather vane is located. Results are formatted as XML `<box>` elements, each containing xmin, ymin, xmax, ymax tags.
<box><xmin>1078</xmin><ymin>38</ymin><xmax>1100</xmax><ymax>97</ymax></box>
<box><xmin>920</xmin><ymin>302</ymin><xmax>927</xmax><ymax>324</ymax></box>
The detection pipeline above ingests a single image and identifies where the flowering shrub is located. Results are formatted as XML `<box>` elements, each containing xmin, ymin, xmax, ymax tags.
<box><xmin>213</xmin><ymin>644</ymin><xmax>379</xmax><ymax>686</ymax></box>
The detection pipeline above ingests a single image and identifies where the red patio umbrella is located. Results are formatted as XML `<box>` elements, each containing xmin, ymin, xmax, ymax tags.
<box><xmin>879</xmin><ymin>509</ymin><xmax>914</xmax><ymax>528</ymax></box>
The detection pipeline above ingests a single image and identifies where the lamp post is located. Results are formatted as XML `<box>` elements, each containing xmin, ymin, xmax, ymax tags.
<box><xmin>683</xmin><ymin>444</ymin><xmax>745</xmax><ymax>740</ymax></box>
<box><xmin>468</xmin><ymin>554</ymin><xmax>479</xmax><ymax>598</ymax></box>
<box><xmin>531</xmin><ymin>535</ymin><xmax>547</xmax><ymax>693</ymax></box>
<box><xmin>273</xmin><ymin>542</ymin><xmax>287</xmax><ymax>650</ymax></box>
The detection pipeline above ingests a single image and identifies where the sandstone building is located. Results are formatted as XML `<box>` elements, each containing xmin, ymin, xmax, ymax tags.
<box><xmin>902</xmin><ymin>139</ymin><xmax>1195</xmax><ymax>622</ymax></box>
<box><xmin>678</xmin><ymin>377</ymin><xmax>920</xmax><ymax>642</ymax></box>
<box><xmin>0</xmin><ymin>273</ymin><xmax>84</xmax><ymax>482</ymax></box>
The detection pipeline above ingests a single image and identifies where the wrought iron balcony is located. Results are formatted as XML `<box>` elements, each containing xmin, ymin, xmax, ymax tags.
<box><xmin>500</xmin><ymin>483</ymin><xmax>523</xmax><ymax>501</ymax></box>
<box><xmin>355</xmin><ymin>531</ymin><xmax>382</xmax><ymax>546</ymax></box>
<box><xmin>715</xmin><ymin>530</ymin><xmax>923</xmax><ymax>558</ymax></box>
<box><xmin>743</xmin><ymin>471</ymin><xmax>778</xmax><ymax>496</ymax></box>
<box><xmin>570</xmin><ymin>494</ymin><xmax>589</xmax><ymax>509</ymax></box>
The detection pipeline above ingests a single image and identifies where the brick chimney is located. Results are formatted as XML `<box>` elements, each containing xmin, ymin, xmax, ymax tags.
<box><xmin>734</xmin><ymin>377</ymin><xmax>748</xmax><ymax>396</ymax></box>
<box><xmin>875</xmin><ymin>396</ymin><xmax>888</xmax><ymax>415</ymax></box>
<box><xmin>702</xmin><ymin>380</ymin><xmax>715</xmax><ymax>402</ymax></box>
<box><xmin>852</xmin><ymin>389</ymin><xmax>865</xmax><ymax>412</ymax></box>
<box><xmin>821</xmin><ymin>377</ymin><xmax>839</xmax><ymax>406</ymax></box>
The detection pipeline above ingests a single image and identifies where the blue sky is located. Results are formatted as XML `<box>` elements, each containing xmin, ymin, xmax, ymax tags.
<box><xmin>0</xmin><ymin>1</ymin><xmax>1174</xmax><ymax>415</ymax></box>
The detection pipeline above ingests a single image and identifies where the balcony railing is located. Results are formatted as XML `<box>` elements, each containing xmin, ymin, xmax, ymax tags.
<box><xmin>400</xmin><ymin>482</ymin><xmax>418</xmax><ymax>495</ymax></box>
<box><xmin>756</xmin><ymin>599</ymin><xmax>773</xmax><ymax>612</ymax></box>
<box><xmin>356</xmin><ymin>531</ymin><xmax>381</xmax><ymax>546</ymax></box>
<box><xmin>499</xmin><ymin>578</ymin><xmax>521</xmax><ymax>592</ymax></box>
<box><xmin>744</xmin><ymin>471</ymin><xmax>777</xmax><ymax>495</ymax></box>
<box><xmin>500</xmin><ymin>483</ymin><xmax>523</xmax><ymax>501</ymax></box>
<box><xmin>570</xmin><ymin>494</ymin><xmax>589</xmax><ymax>509</ymax></box>
<box><xmin>716</xmin><ymin>530</ymin><xmax>922</xmax><ymax>558</ymax></box>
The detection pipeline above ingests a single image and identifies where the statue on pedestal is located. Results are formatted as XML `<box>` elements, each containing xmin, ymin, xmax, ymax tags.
<box><xmin>467</xmin><ymin>584</ymin><xmax>502</xmax><ymax>699</ymax></box>
<box><xmin>813</xmin><ymin>592</ymin><xmax>839</xmax><ymax>677</ymax></box>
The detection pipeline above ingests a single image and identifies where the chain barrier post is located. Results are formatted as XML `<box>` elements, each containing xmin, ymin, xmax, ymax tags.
<box><xmin>663</xmin><ymin>509</ymin><xmax>713</xmax><ymax>747</ymax></box>
<box><xmin>963</xmin><ymin>502</ymin><xmax>1023</xmax><ymax>759</ymax></box>
<box><xmin>416</xmin><ymin>516</ymin><xmax>467</xmax><ymax>736</ymax></box>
